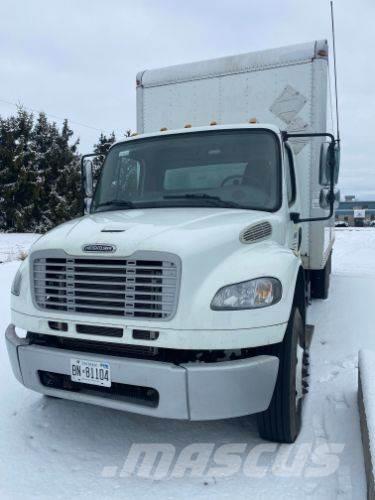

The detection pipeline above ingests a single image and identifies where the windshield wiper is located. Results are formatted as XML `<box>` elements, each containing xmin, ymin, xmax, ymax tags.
<box><xmin>163</xmin><ymin>193</ymin><xmax>243</xmax><ymax>208</ymax></box>
<box><xmin>95</xmin><ymin>194</ymin><xmax>244</xmax><ymax>212</ymax></box>
<box><xmin>94</xmin><ymin>200</ymin><xmax>136</xmax><ymax>212</ymax></box>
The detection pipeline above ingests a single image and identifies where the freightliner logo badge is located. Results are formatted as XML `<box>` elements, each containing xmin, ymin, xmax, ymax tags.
<box><xmin>82</xmin><ymin>243</ymin><xmax>117</xmax><ymax>253</ymax></box>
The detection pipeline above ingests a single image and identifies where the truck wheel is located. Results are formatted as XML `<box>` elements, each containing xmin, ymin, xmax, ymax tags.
<box><xmin>257</xmin><ymin>307</ymin><xmax>305</xmax><ymax>443</ymax></box>
<box><xmin>310</xmin><ymin>254</ymin><xmax>331</xmax><ymax>299</ymax></box>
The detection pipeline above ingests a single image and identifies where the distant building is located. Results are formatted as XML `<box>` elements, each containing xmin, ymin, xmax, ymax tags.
<box><xmin>336</xmin><ymin>199</ymin><xmax>375</xmax><ymax>227</ymax></box>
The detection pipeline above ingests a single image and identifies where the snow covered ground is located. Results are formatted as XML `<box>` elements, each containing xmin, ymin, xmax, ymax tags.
<box><xmin>0</xmin><ymin>229</ymin><xmax>373</xmax><ymax>499</ymax></box>
<box><xmin>0</xmin><ymin>233</ymin><xmax>39</xmax><ymax>263</ymax></box>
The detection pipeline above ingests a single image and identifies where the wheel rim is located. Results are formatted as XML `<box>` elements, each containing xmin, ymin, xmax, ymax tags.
<box><xmin>295</xmin><ymin>344</ymin><xmax>304</xmax><ymax>407</ymax></box>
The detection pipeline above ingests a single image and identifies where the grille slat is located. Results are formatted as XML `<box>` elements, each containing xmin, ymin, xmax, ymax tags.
<box><xmin>33</xmin><ymin>253</ymin><xmax>179</xmax><ymax>320</ymax></box>
<box><xmin>74</xmin><ymin>287</ymin><xmax>170</xmax><ymax>297</ymax></box>
<box><xmin>35</xmin><ymin>262</ymin><xmax>171</xmax><ymax>270</ymax></box>
<box><xmin>34</xmin><ymin>277</ymin><xmax>176</xmax><ymax>288</ymax></box>
<box><xmin>34</xmin><ymin>270</ymin><xmax>176</xmax><ymax>279</ymax></box>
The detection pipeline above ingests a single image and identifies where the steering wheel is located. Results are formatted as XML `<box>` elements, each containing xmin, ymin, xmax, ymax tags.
<box><xmin>221</xmin><ymin>175</ymin><xmax>243</xmax><ymax>187</ymax></box>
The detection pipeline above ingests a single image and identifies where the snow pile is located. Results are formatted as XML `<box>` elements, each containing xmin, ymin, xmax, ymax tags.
<box><xmin>0</xmin><ymin>233</ymin><xmax>39</xmax><ymax>262</ymax></box>
<box><xmin>359</xmin><ymin>351</ymin><xmax>375</xmax><ymax>442</ymax></box>
<box><xmin>358</xmin><ymin>350</ymin><xmax>375</xmax><ymax>489</ymax></box>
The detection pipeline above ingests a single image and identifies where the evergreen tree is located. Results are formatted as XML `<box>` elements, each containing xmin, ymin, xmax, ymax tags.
<box><xmin>52</xmin><ymin>119</ymin><xmax>81</xmax><ymax>225</ymax></box>
<box><xmin>29</xmin><ymin>112</ymin><xmax>56</xmax><ymax>230</ymax></box>
<box><xmin>30</xmin><ymin>114</ymin><xmax>81</xmax><ymax>230</ymax></box>
<box><xmin>0</xmin><ymin>109</ymin><xmax>38</xmax><ymax>232</ymax></box>
<box><xmin>0</xmin><ymin>108</ymin><xmax>131</xmax><ymax>233</ymax></box>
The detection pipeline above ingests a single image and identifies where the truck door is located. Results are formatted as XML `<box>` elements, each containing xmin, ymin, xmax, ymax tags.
<box><xmin>284</xmin><ymin>143</ymin><xmax>301</xmax><ymax>254</ymax></box>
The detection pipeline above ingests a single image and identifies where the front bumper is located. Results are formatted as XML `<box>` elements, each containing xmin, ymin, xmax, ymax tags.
<box><xmin>12</xmin><ymin>309</ymin><xmax>288</xmax><ymax>350</ymax></box>
<box><xmin>6</xmin><ymin>324</ymin><xmax>279</xmax><ymax>420</ymax></box>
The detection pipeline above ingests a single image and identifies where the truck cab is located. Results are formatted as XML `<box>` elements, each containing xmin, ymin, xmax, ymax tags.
<box><xmin>6</xmin><ymin>41</ymin><xmax>339</xmax><ymax>443</ymax></box>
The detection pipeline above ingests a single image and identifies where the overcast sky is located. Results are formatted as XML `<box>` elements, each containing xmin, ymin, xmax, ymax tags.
<box><xmin>0</xmin><ymin>0</ymin><xmax>374</xmax><ymax>198</ymax></box>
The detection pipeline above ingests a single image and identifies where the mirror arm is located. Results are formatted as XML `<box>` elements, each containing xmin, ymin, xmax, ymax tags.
<box><xmin>284</xmin><ymin>132</ymin><xmax>338</xmax><ymax>224</ymax></box>
<box><xmin>283</xmin><ymin>131</ymin><xmax>336</xmax><ymax>143</ymax></box>
<box><xmin>290</xmin><ymin>212</ymin><xmax>301</xmax><ymax>223</ymax></box>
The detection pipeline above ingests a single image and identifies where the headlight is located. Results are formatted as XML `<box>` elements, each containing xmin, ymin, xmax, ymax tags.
<box><xmin>211</xmin><ymin>277</ymin><xmax>282</xmax><ymax>310</ymax></box>
<box><xmin>11</xmin><ymin>268</ymin><xmax>23</xmax><ymax>296</ymax></box>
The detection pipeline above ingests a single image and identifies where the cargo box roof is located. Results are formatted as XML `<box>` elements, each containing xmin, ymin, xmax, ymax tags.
<box><xmin>138</xmin><ymin>40</ymin><xmax>328</xmax><ymax>88</ymax></box>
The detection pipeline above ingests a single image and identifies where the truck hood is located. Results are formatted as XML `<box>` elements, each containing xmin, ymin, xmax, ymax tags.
<box><xmin>31</xmin><ymin>208</ymin><xmax>283</xmax><ymax>258</ymax></box>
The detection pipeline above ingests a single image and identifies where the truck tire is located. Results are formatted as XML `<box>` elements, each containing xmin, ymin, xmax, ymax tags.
<box><xmin>257</xmin><ymin>307</ymin><xmax>305</xmax><ymax>443</ymax></box>
<box><xmin>310</xmin><ymin>254</ymin><xmax>331</xmax><ymax>300</ymax></box>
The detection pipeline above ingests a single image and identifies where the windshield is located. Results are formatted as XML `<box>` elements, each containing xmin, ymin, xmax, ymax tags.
<box><xmin>91</xmin><ymin>129</ymin><xmax>281</xmax><ymax>213</ymax></box>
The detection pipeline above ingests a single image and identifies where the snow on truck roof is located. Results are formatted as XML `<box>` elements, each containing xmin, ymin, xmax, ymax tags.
<box><xmin>137</xmin><ymin>40</ymin><xmax>328</xmax><ymax>88</ymax></box>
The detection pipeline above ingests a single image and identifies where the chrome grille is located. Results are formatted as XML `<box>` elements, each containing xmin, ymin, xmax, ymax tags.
<box><xmin>32</xmin><ymin>252</ymin><xmax>180</xmax><ymax>320</ymax></box>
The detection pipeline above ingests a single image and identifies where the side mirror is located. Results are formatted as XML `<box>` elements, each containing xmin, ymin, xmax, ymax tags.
<box><xmin>82</xmin><ymin>158</ymin><xmax>94</xmax><ymax>214</ymax></box>
<box><xmin>285</xmin><ymin>131</ymin><xmax>339</xmax><ymax>223</ymax></box>
<box><xmin>319</xmin><ymin>142</ymin><xmax>340</xmax><ymax>186</ymax></box>
<box><xmin>319</xmin><ymin>187</ymin><xmax>340</xmax><ymax>210</ymax></box>
<box><xmin>83</xmin><ymin>159</ymin><xmax>94</xmax><ymax>197</ymax></box>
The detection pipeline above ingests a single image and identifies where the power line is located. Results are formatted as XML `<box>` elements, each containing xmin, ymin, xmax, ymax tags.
<box><xmin>0</xmin><ymin>97</ymin><xmax>116</xmax><ymax>135</ymax></box>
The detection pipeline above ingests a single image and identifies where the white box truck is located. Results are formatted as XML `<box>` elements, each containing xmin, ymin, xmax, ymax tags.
<box><xmin>6</xmin><ymin>40</ymin><xmax>340</xmax><ymax>443</ymax></box>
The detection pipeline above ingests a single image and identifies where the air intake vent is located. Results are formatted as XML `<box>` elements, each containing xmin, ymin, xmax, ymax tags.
<box><xmin>240</xmin><ymin>221</ymin><xmax>272</xmax><ymax>244</ymax></box>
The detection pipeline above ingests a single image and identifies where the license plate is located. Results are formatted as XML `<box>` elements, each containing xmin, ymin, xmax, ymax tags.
<box><xmin>70</xmin><ymin>358</ymin><xmax>111</xmax><ymax>387</ymax></box>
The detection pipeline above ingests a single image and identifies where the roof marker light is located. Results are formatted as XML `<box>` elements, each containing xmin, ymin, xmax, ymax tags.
<box><xmin>160</xmin><ymin>127</ymin><xmax>168</xmax><ymax>131</ymax></box>
<box><xmin>210</xmin><ymin>121</ymin><xmax>218</xmax><ymax>126</ymax></box>
<box><xmin>249</xmin><ymin>118</ymin><xmax>258</xmax><ymax>124</ymax></box>
<box><xmin>184</xmin><ymin>124</ymin><xmax>192</xmax><ymax>128</ymax></box>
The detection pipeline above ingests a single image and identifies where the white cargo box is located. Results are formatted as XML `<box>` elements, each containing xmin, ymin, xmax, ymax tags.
<box><xmin>136</xmin><ymin>40</ymin><xmax>334</xmax><ymax>270</ymax></box>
